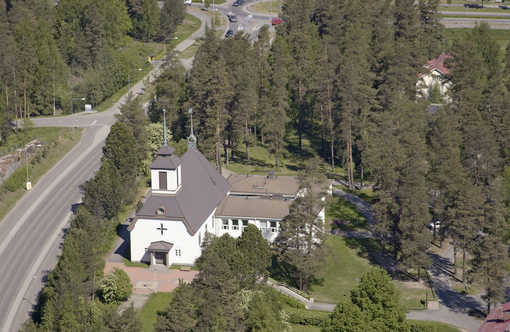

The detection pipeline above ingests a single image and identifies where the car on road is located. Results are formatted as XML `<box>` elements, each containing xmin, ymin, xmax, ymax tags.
<box><xmin>272</xmin><ymin>17</ymin><xmax>283</xmax><ymax>26</ymax></box>
<box><xmin>464</xmin><ymin>3</ymin><xmax>483</xmax><ymax>8</ymax></box>
<box><xmin>184</xmin><ymin>0</ymin><xmax>192</xmax><ymax>5</ymax></box>
<box><xmin>232</xmin><ymin>0</ymin><xmax>243</xmax><ymax>6</ymax></box>
<box><xmin>500</xmin><ymin>5</ymin><xmax>510</xmax><ymax>9</ymax></box>
<box><xmin>228</xmin><ymin>14</ymin><xmax>238</xmax><ymax>22</ymax></box>
<box><xmin>225</xmin><ymin>30</ymin><xmax>234</xmax><ymax>38</ymax></box>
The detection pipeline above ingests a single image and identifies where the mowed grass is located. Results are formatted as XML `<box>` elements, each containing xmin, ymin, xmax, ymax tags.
<box><xmin>138</xmin><ymin>292</ymin><xmax>174</xmax><ymax>332</ymax></box>
<box><xmin>0</xmin><ymin>128</ymin><xmax>82</xmax><ymax>222</ymax></box>
<box><xmin>409</xmin><ymin>320</ymin><xmax>461</xmax><ymax>332</ymax></box>
<box><xmin>309</xmin><ymin>236</ymin><xmax>427</xmax><ymax>311</ymax></box>
<box><xmin>444</xmin><ymin>28</ymin><xmax>510</xmax><ymax>49</ymax></box>
<box><xmin>326</xmin><ymin>196</ymin><xmax>368</xmax><ymax>232</ymax></box>
<box><xmin>167</xmin><ymin>13</ymin><xmax>202</xmax><ymax>50</ymax></box>
<box><xmin>226</xmin><ymin>130</ymin><xmax>346</xmax><ymax>177</ymax></box>
<box><xmin>290</xmin><ymin>323</ymin><xmax>321</xmax><ymax>332</ymax></box>
<box><xmin>248</xmin><ymin>0</ymin><xmax>282</xmax><ymax>15</ymax></box>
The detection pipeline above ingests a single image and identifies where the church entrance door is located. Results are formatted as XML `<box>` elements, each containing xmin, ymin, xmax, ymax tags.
<box><xmin>154</xmin><ymin>252</ymin><xmax>166</xmax><ymax>265</ymax></box>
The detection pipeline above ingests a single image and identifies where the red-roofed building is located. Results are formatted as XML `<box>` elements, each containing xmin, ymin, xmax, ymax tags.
<box><xmin>417</xmin><ymin>53</ymin><xmax>452</xmax><ymax>103</ymax></box>
<box><xmin>478</xmin><ymin>302</ymin><xmax>510</xmax><ymax>332</ymax></box>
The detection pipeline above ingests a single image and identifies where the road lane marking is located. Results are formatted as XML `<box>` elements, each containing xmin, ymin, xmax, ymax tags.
<box><xmin>1</xmin><ymin>211</ymin><xmax>73</xmax><ymax>332</ymax></box>
<box><xmin>0</xmin><ymin>126</ymin><xmax>108</xmax><ymax>258</ymax></box>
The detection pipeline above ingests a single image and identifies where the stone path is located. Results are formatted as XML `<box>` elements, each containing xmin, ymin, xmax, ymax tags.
<box><xmin>105</xmin><ymin>262</ymin><xmax>197</xmax><ymax>294</ymax></box>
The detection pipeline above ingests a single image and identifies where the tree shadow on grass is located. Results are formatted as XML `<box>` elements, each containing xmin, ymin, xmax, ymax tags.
<box><xmin>342</xmin><ymin>236</ymin><xmax>417</xmax><ymax>282</ymax></box>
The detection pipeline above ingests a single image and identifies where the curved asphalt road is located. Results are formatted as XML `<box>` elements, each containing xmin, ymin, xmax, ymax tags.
<box><xmin>0</xmin><ymin>8</ymin><xmax>207</xmax><ymax>332</ymax></box>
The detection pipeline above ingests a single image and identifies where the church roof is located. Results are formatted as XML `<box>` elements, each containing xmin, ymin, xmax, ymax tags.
<box><xmin>136</xmin><ymin>148</ymin><xmax>230</xmax><ymax>235</ymax></box>
<box><xmin>216</xmin><ymin>196</ymin><xmax>292</xmax><ymax>220</ymax></box>
<box><xmin>150</xmin><ymin>146</ymin><xmax>181</xmax><ymax>170</ymax></box>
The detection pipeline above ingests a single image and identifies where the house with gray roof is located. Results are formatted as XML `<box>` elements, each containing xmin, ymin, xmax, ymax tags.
<box><xmin>129</xmin><ymin>113</ymin><xmax>328</xmax><ymax>266</ymax></box>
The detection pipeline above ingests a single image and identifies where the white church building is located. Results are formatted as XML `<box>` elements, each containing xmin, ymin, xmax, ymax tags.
<box><xmin>129</xmin><ymin>118</ymin><xmax>327</xmax><ymax>266</ymax></box>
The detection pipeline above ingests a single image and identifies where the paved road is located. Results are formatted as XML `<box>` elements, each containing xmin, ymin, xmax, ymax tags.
<box><xmin>441</xmin><ymin>16</ymin><xmax>510</xmax><ymax>29</ymax></box>
<box><xmin>0</xmin><ymin>8</ymin><xmax>207</xmax><ymax>332</ymax></box>
<box><xmin>441</xmin><ymin>10</ymin><xmax>510</xmax><ymax>17</ymax></box>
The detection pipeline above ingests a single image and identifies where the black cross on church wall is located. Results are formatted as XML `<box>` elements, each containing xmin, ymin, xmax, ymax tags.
<box><xmin>157</xmin><ymin>223</ymin><xmax>168</xmax><ymax>235</ymax></box>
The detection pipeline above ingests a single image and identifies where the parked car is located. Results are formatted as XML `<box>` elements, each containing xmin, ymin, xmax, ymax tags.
<box><xmin>225</xmin><ymin>30</ymin><xmax>234</xmax><ymax>38</ymax></box>
<box><xmin>271</xmin><ymin>17</ymin><xmax>283</xmax><ymax>26</ymax></box>
<box><xmin>500</xmin><ymin>5</ymin><xmax>510</xmax><ymax>9</ymax></box>
<box><xmin>464</xmin><ymin>3</ymin><xmax>483</xmax><ymax>8</ymax></box>
<box><xmin>232</xmin><ymin>0</ymin><xmax>241</xmax><ymax>6</ymax></box>
<box><xmin>428</xmin><ymin>220</ymin><xmax>441</xmax><ymax>232</ymax></box>
<box><xmin>184</xmin><ymin>0</ymin><xmax>192</xmax><ymax>5</ymax></box>
<box><xmin>228</xmin><ymin>14</ymin><xmax>238</xmax><ymax>22</ymax></box>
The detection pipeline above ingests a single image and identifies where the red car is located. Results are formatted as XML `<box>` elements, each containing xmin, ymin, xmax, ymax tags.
<box><xmin>271</xmin><ymin>17</ymin><xmax>283</xmax><ymax>26</ymax></box>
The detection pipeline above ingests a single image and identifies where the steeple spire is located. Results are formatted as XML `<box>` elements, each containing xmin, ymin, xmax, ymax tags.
<box><xmin>187</xmin><ymin>108</ymin><xmax>197</xmax><ymax>149</ymax></box>
<box><xmin>163</xmin><ymin>109</ymin><xmax>167</xmax><ymax>146</ymax></box>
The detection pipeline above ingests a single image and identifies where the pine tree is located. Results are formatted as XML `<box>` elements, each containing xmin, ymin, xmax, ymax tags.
<box><xmin>156</xmin><ymin>284</ymin><xmax>198</xmax><ymax>332</ymax></box>
<box><xmin>188</xmin><ymin>29</ymin><xmax>232</xmax><ymax>173</ymax></box>
<box><xmin>281</xmin><ymin>0</ymin><xmax>320</xmax><ymax>151</ymax></box>
<box><xmin>237</xmin><ymin>224</ymin><xmax>271</xmax><ymax>288</ymax></box>
<box><xmin>159</xmin><ymin>0</ymin><xmax>185</xmax><ymax>41</ymax></box>
<box><xmin>418</xmin><ymin>0</ymin><xmax>444</xmax><ymax>59</ymax></box>
<box><xmin>274</xmin><ymin>159</ymin><xmax>328</xmax><ymax>291</ymax></box>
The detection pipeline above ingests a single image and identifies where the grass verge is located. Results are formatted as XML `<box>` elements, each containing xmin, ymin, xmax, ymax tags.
<box><xmin>409</xmin><ymin>320</ymin><xmax>461</xmax><ymax>332</ymax></box>
<box><xmin>444</xmin><ymin>28</ymin><xmax>510</xmax><ymax>49</ymax></box>
<box><xmin>0</xmin><ymin>128</ymin><xmax>82</xmax><ymax>222</ymax></box>
<box><xmin>248</xmin><ymin>0</ymin><xmax>282</xmax><ymax>15</ymax></box>
<box><xmin>138</xmin><ymin>292</ymin><xmax>174</xmax><ymax>332</ymax></box>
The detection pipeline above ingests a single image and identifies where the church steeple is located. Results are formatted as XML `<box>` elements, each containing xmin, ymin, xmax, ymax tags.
<box><xmin>187</xmin><ymin>108</ymin><xmax>197</xmax><ymax>150</ymax></box>
<box><xmin>163</xmin><ymin>108</ymin><xmax>168</xmax><ymax>146</ymax></box>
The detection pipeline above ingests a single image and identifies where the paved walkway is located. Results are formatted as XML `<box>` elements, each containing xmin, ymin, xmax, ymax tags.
<box><xmin>105</xmin><ymin>262</ymin><xmax>197</xmax><ymax>294</ymax></box>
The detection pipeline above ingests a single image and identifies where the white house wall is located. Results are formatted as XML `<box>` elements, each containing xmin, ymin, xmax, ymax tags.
<box><xmin>150</xmin><ymin>166</ymin><xmax>182</xmax><ymax>194</ymax></box>
<box><xmin>131</xmin><ymin>208</ymin><xmax>216</xmax><ymax>266</ymax></box>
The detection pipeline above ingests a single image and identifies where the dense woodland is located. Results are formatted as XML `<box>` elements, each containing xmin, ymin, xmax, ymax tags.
<box><xmin>0</xmin><ymin>0</ymin><xmax>184</xmax><ymax>142</ymax></box>
<box><xmin>14</xmin><ymin>0</ymin><xmax>510</xmax><ymax>330</ymax></box>
<box><xmin>151</xmin><ymin>0</ymin><xmax>510</xmax><ymax>312</ymax></box>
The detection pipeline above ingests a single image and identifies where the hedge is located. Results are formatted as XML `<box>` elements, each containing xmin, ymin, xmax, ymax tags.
<box><xmin>285</xmin><ymin>307</ymin><xmax>330</xmax><ymax>327</ymax></box>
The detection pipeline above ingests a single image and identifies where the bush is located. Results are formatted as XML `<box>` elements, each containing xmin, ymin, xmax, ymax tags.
<box><xmin>285</xmin><ymin>307</ymin><xmax>329</xmax><ymax>327</ymax></box>
<box><xmin>274</xmin><ymin>291</ymin><xmax>306</xmax><ymax>309</ymax></box>
<box><xmin>100</xmin><ymin>268</ymin><xmax>133</xmax><ymax>304</ymax></box>
<box><xmin>4</xmin><ymin>167</ymin><xmax>28</xmax><ymax>192</ymax></box>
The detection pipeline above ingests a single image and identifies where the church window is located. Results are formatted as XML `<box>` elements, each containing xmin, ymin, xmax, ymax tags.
<box><xmin>232</xmin><ymin>219</ymin><xmax>239</xmax><ymax>230</ymax></box>
<box><xmin>156</xmin><ymin>207</ymin><xmax>166</xmax><ymax>216</ymax></box>
<box><xmin>159</xmin><ymin>172</ymin><xmax>167</xmax><ymax>190</ymax></box>
<box><xmin>222</xmin><ymin>219</ymin><xmax>229</xmax><ymax>230</ymax></box>
<box><xmin>176</xmin><ymin>249</ymin><xmax>181</xmax><ymax>257</ymax></box>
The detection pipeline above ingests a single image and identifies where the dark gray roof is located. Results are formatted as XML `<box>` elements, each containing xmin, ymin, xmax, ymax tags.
<box><xmin>150</xmin><ymin>146</ymin><xmax>181</xmax><ymax>170</ymax></box>
<box><xmin>136</xmin><ymin>148</ymin><xmax>230</xmax><ymax>235</ymax></box>
<box><xmin>148</xmin><ymin>241</ymin><xmax>173</xmax><ymax>252</ymax></box>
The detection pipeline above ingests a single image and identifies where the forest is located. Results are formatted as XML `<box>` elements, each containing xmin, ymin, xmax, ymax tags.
<box><xmin>152</xmin><ymin>0</ymin><xmax>510</xmax><ymax>312</ymax></box>
<box><xmin>0</xmin><ymin>0</ymin><xmax>185</xmax><ymax>142</ymax></box>
<box><xmin>12</xmin><ymin>0</ymin><xmax>510</xmax><ymax>330</ymax></box>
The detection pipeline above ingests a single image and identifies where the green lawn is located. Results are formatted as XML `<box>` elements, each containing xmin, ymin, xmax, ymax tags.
<box><xmin>289</xmin><ymin>323</ymin><xmax>321</xmax><ymax>332</ymax></box>
<box><xmin>409</xmin><ymin>320</ymin><xmax>461</xmax><ymax>332</ymax></box>
<box><xmin>0</xmin><ymin>128</ymin><xmax>82</xmax><ymax>222</ymax></box>
<box><xmin>326</xmin><ymin>196</ymin><xmax>368</xmax><ymax>232</ymax></box>
<box><xmin>138</xmin><ymin>292</ymin><xmax>174</xmax><ymax>332</ymax></box>
<box><xmin>308</xmin><ymin>236</ymin><xmax>428</xmax><ymax>311</ymax></box>
<box><xmin>167</xmin><ymin>13</ymin><xmax>202</xmax><ymax>50</ymax></box>
<box><xmin>225</xmin><ymin>130</ymin><xmax>345</xmax><ymax>177</ymax></box>
<box><xmin>444</xmin><ymin>28</ymin><xmax>510</xmax><ymax>49</ymax></box>
<box><xmin>248</xmin><ymin>0</ymin><xmax>282</xmax><ymax>15</ymax></box>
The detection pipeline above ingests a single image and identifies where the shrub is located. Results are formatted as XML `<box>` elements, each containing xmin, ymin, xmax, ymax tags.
<box><xmin>100</xmin><ymin>268</ymin><xmax>133</xmax><ymax>304</ymax></box>
<box><xmin>4</xmin><ymin>168</ymin><xmax>28</xmax><ymax>192</ymax></box>
<box><xmin>285</xmin><ymin>307</ymin><xmax>329</xmax><ymax>327</ymax></box>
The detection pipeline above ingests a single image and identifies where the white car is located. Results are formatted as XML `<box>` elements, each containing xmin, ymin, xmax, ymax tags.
<box><xmin>184</xmin><ymin>0</ymin><xmax>192</xmax><ymax>5</ymax></box>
